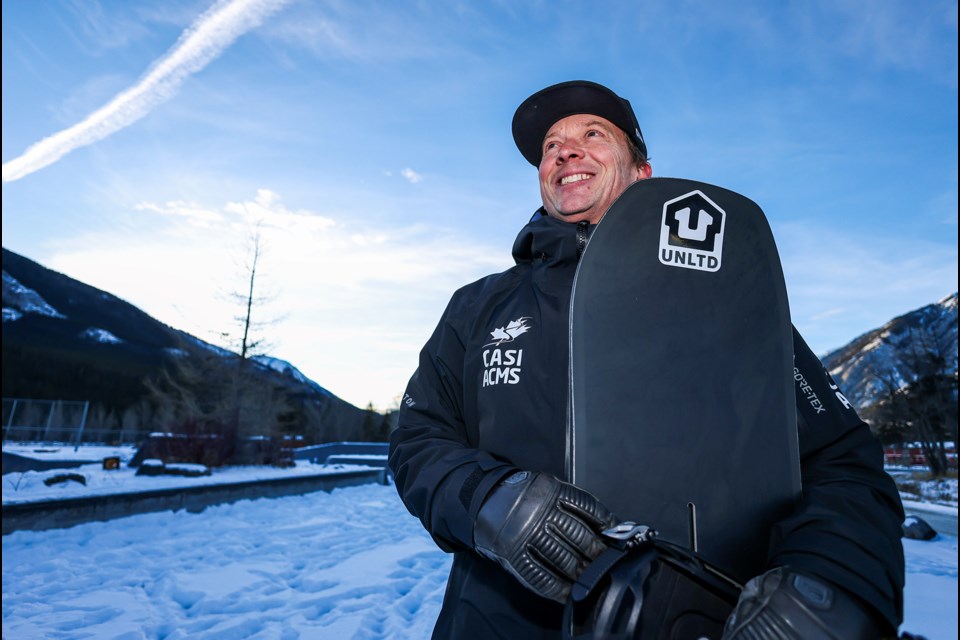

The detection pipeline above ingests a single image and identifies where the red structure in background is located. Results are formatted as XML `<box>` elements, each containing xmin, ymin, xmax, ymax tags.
<box><xmin>884</xmin><ymin>444</ymin><xmax>958</xmax><ymax>468</ymax></box>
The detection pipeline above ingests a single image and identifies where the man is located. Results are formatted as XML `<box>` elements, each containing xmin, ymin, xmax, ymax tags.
<box><xmin>388</xmin><ymin>80</ymin><xmax>904</xmax><ymax>638</ymax></box>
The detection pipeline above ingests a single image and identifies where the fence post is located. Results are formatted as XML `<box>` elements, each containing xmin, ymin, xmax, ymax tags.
<box><xmin>3</xmin><ymin>399</ymin><xmax>19</xmax><ymax>446</ymax></box>
<box><xmin>3</xmin><ymin>398</ymin><xmax>104</xmax><ymax>447</ymax></box>
<box><xmin>42</xmin><ymin>401</ymin><xmax>56</xmax><ymax>441</ymax></box>
<box><xmin>73</xmin><ymin>401</ymin><xmax>91</xmax><ymax>452</ymax></box>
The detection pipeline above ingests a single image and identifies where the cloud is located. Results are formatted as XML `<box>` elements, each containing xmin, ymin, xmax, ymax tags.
<box><xmin>809</xmin><ymin>307</ymin><xmax>846</xmax><ymax>321</ymax></box>
<box><xmin>2</xmin><ymin>0</ymin><xmax>291</xmax><ymax>184</ymax></box>
<box><xmin>774</xmin><ymin>219</ymin><xmax>958</xmax><ymax>353</ymax></box>
<box><xmin>222</xmin><ymin>189</ymin><xmax>337</xmax><ymax>230</ymax></box>
<box><xmin>265</xmin><ymin>3</ymin><xmax>483</xmax><ymax>62</ymax></box>
<box><xmin>822</xmin><ymin>0</ymin><xmax>958</xmax><ymax>84</ymax></box>
<box><xmin>134</xmin><ymin>200</ymin><xmax>225</xmax><ymax>227</ymax></box>
<box><xmin>401</xmin><ymin>168</ymin><xmax>423</xmax><ymax>184</ymax></box>
<box><xmin>44</xmin><ymin>189</ymin><xmax>509</xmax><ymax>407</ymax></box>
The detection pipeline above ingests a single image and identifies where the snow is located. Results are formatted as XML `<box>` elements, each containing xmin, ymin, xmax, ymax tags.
<box><xmin>4</xmin><ymin>445</ymin><xmax>134</xmax><ymax>461</ymax></box>
<box><xmin>80</xmin><ymin>327</ymin><xmax>124</xmax><ymax>344</ymax></box>
<box><xmin>251</xmin><ymin>355</ymin><xmax>334</xmax><ymax>397</ymax></box>
<box><xmin>1</xmin><ymin>272</ymin><xmax>65</xmax><ymax>318</ymax></box>
<box><xmin>3</xmin><ymin>482</ymin><xmax>448</xmax><ymax>639</ymax></box>
<box><xmin>903</xmin><ymin>499</ymin><xmax>960</xmax><ymax>517</ymax></box>
<box><xmin>2</xmin><ymin>447</ymin><xmax>377</xmax><ymax>506</ymax></box>
<box><xmin>2</xmin><ymin>448</ymin><xmax>958</xmax><ymax>639</ymax></box>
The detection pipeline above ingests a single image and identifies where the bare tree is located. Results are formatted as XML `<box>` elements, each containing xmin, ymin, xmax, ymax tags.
<box><xmin>900</xmin><ymin>325</ymin><xmax>957</xmax><ymax>476</ymax></box>
<box><xmin>868</xmin><ymin>322</ymin><xmax>958</xmax><ymax>476</ymax></box>
<box><xmin>221</xmin><ymin>222</ymin><xmax>282</xmax><ymax>361</ymax></box>
<box><xmin>143</xmin><ymin>220</ymin><xmax>297</xmax><ymax>464</ymax></box>
<box><xmin>861</xmin><ymin>369</ymin><xmax>911</xmax><ymax>447</ymax></box>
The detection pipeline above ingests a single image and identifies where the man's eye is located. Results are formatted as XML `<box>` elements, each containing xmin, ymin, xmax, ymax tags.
<box><xmin>544</xmin><ymin>141</ymin><xmax>558</xmax><ymax>151</ymax></box>
<box><xmin>586</xmin><ymin>129</ymin><xmax>601</xmax><ymax>137</ymax></box>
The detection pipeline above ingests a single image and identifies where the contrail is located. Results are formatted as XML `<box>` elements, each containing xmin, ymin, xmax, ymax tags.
<box><xmin>2</xmin><ymin>0</ymin><xmax>291</xmax><ymax>184</ymax></box>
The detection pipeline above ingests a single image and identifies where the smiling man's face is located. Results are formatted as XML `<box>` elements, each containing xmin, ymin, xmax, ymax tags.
<box><xmin>538</xmin><ymin>114</ymin><xmax>651</xmax><ymax>224</ymax></box>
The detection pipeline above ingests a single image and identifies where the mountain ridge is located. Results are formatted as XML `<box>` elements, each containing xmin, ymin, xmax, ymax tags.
<box><xmin>1</xmin><ymin>247</ymin><xmax>387</xmax><ymax>444</ymax></box>
<box><xmin>823</xmin><ymin>292</ymin><xmax>958</xmax><ymax>411</ymax></box>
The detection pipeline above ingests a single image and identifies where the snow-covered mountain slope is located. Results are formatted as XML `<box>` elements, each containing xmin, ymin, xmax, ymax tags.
<box><xmin>2</xmin><ymin>247</ymin><xmax>376</xmax><ymax>440</ymax></box>
<box><xmin>822</xmin><ymin>293</ymin><xmax>958</xmax><ymax>409</ymax></box>
<box><xmin>252</xmin><ymin>355</ymin><xmax>333</xmax><ymax>398</ymax></box>
<box><xmin>2</xmin><ymin>271</ymin><xmax>65</xmax><ymax>319</ymax></box>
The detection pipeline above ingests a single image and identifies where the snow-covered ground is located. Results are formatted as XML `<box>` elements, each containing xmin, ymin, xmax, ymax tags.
<box><xmin>2</xmin><ymin>445</ymin><xmax>378</xmax><ymax>506</ymax></box>
<box><xmin>2</xmin><ymin>445</ymin><xmax>958</xmax><ymax>639</ymax></box>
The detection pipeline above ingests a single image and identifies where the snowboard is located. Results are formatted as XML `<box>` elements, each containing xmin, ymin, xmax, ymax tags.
<box><xmin>569</xmin><ymin>177</ymin><xmax>801</xmax><ymax>586</ymax></box>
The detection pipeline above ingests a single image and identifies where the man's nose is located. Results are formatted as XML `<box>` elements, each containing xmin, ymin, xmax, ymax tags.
<box><xmin>556</xmin><ymin>141</ymin><xmax>583</xmax><ymax>162</ymax></box>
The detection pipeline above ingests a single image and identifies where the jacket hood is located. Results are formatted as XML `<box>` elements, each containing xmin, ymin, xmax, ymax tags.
<box><xmin>511</xmin><ymin>210</ymin><xmax>593</xmax><ymax>267</ymax></box>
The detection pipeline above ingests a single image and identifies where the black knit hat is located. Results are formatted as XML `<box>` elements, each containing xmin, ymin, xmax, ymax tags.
<box><xmin>512</xmin><ymin>80</ymin><xmax>647</xmax><ymax>167</ymax></box>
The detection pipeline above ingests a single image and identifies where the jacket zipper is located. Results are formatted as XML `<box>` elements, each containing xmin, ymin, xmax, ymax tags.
<box><xmin>576</xmin><ymin>220</ymin><xmax>589</xmax><ymax>259</ymax></box>
<box><xmin>567</xmin><ymin>221</ymin><xmax>590</xmax><ymax>482</ymax></box>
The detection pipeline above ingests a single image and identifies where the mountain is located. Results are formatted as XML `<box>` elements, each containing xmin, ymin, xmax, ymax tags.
<box><xmin>822</xmin><ymin>293</ymin><xmax>959</xmax><ymax>410</ymax></box>
<box><xmin>1</xmin><ymin>247</ymin><xmax>387</xmax><ymax>445</ymax></box>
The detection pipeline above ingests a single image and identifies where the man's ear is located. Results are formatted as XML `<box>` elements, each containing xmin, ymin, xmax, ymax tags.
<box><xmin>636</xmin><ymin>163</ymin><xmax>653</xmax><ymax>180</ymax></box>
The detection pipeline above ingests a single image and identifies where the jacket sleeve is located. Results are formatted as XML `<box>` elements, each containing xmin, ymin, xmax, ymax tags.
<box><xmin>388</xmin><ymin>295</ymin><xmax>517</xmax><ymax>553</ymax></box>
<box><xmin>767</xmin><ymin>327</ymin><xmax>905</xmax><ymax>631</ymax></box>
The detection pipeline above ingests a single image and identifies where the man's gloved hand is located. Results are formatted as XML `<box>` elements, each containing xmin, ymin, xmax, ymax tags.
<box><xmin>722</xmin><ymin>566</ymin><xmax>890</xmax><ymax>640</ymax></box>
<box><xmin>473</xmin><ymin>470</ymin><xmax>618</xmax><ymax>603</ymax></box>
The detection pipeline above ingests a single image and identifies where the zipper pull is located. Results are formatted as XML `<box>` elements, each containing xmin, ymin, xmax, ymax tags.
<box><xmin>576</xmin><ymin>220</ymin><xmax>589</xmax><ymax>258</ymax></box>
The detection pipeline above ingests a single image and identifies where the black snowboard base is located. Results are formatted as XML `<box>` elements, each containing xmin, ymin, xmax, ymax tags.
<box><xmin>569</xmin><ymin>178</ymin><xmax>801</xmax><ymax>584</ymax></box>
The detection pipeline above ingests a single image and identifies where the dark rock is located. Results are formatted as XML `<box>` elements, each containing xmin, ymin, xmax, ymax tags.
<box><xmin>43</xmin><ymin>473</ymin><xmax>86</xmax><ymax>487</ymax></box>
<box><xmin>135</xmin><ymin>458</ymin><xmax>165</xmax><ymax>476</ymax></box>
<box><xmin>902</xmin><ymin>515</ymin><xmax>938</xmax><ymax>540</ymax></box>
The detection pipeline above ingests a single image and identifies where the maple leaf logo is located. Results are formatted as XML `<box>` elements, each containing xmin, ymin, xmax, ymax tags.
<box><xmin>485</xmin><ymin>317</ymin><xmax>532</xmax><ymax>346</ymax></box>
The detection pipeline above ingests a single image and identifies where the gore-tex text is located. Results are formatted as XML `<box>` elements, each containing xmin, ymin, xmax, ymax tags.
<box><xmin>794</xmin><ymin>366</ymin><xmax>826</xmax><ymax>414</ymax></box>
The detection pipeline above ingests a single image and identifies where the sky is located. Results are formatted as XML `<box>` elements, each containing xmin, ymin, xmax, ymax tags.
<box><xmin>2</xmin><ymin>447</ymin><xmax>958</xmax><ymax>639</ymax></box>
<box><xmin>2</xmin><ymin>0</ymin><xmax>957</xmax><ymax>410</ymax></box>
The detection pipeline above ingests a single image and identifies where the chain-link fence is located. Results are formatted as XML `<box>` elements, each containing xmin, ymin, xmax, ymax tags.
<box><xmin>2</xmin><ymin>398</ymin><xmax>143</xmax><ymax>447</ymax></box>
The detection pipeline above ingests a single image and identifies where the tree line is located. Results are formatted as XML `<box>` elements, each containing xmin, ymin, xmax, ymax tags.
<box><xmin>860</xmin><ymin>321</ymin><xmax>958</xmax><ymax>477</ymax></box>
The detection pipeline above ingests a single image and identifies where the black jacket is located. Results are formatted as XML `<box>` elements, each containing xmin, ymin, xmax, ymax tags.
<box><xmin>389</xmin><ymin>213</ymin><xmax>905</xmax><ymax>638</ymax></box>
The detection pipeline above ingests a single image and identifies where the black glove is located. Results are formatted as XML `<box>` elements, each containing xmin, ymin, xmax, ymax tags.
<box><xmin>473</xmin><ymin>470</ymin><xmax>618</xmax><ymax>603</ymax></box>
<box><xmin>722</xmin><ymin>566</ymin><xmax>890</xmax><ymax>640</ymax></box>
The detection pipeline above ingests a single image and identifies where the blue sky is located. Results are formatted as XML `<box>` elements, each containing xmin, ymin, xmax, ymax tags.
<box><xmin>2</xmin><ymin>0</ymin><xmax>957</xmax><ymax>409</ymax></box>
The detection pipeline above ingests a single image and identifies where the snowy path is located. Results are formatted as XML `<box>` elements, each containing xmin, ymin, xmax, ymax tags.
<box><xmin>3</xmin><ymin>484</ymin><xmax>451</xmax><ymax>639</ymax></box>
<box><xmin>3</xmin><ymin>483</ymin><xmax>957</xmax><ymax>639</ymax></box>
